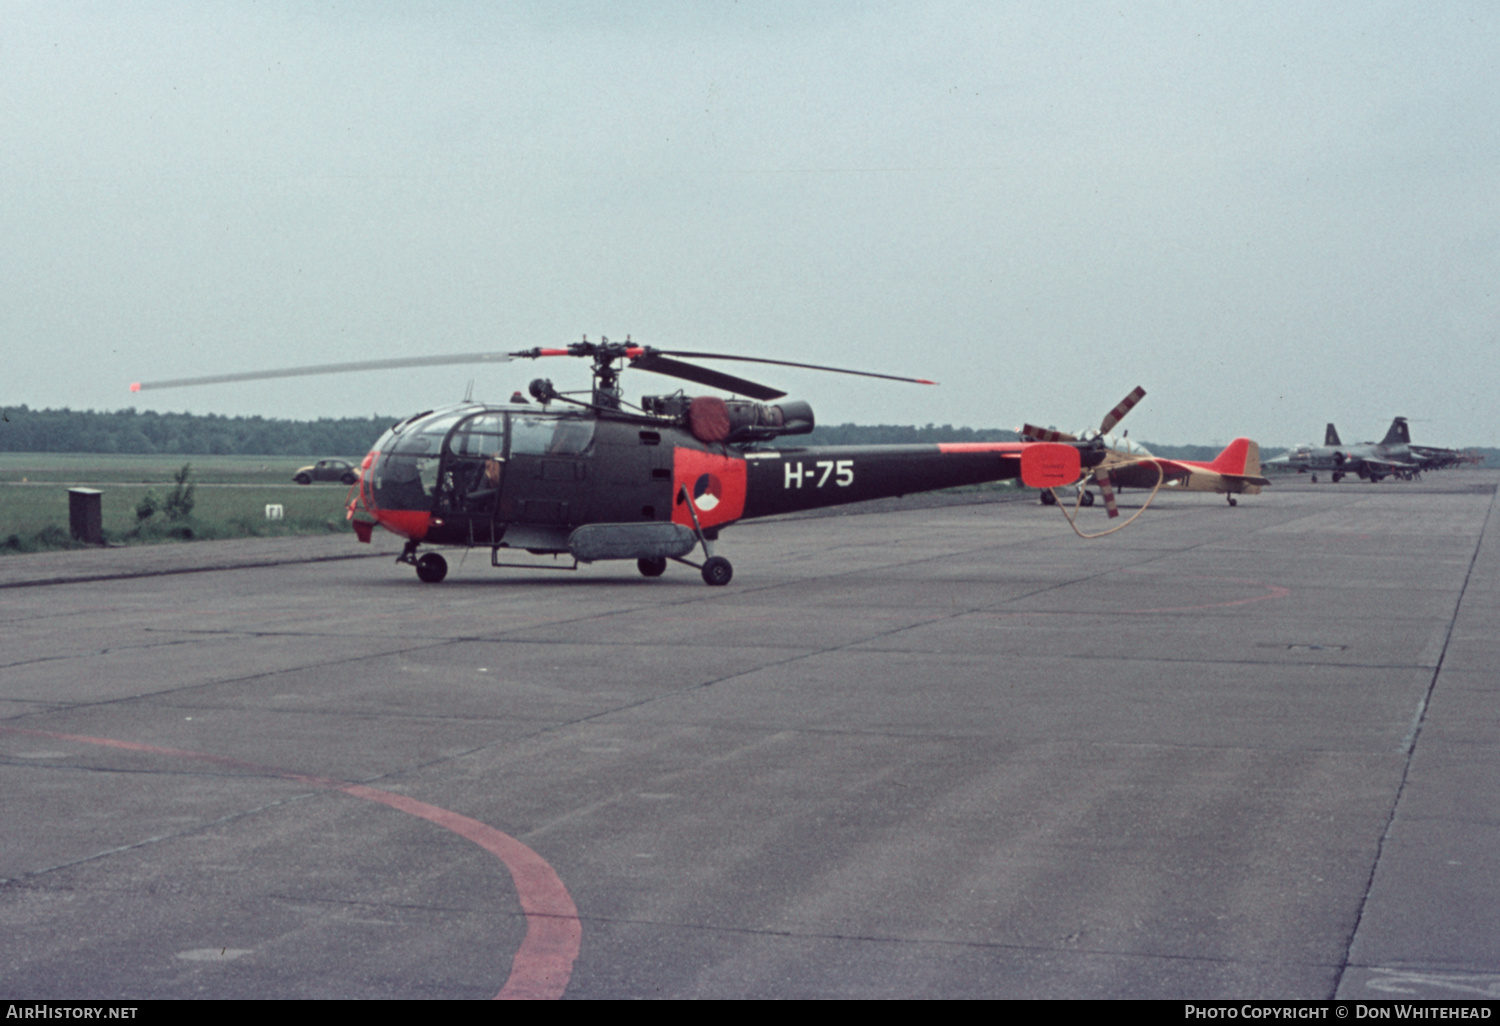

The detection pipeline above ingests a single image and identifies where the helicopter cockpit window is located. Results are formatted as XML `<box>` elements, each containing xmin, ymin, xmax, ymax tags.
<box><xmin>435</xmin><ymin>412</ymin><xmax>508</xmax><ymax>514</ymax></box>
<box><xmin>509</xmin><ymin>414</ymin><xmax>595</xmax><ymax>457</ymax></box>
<box><xmin>369</xmin><ymin>410</ymin><xmax>468</xmax><ymax>511</ymax></box>
<box><xmin>370</xmin><ymin>452</ymin><xmax>440</xmax><ymax>510</ymax></box>
<box><xmin>449</xmin><ymin>413</ymin><xmax>506</xmax><ymax>457</ymax></box>
<box><xmin>388</xmin><ymin>411</ymin><xmax>469</xmax><ymax>455</ymax></box>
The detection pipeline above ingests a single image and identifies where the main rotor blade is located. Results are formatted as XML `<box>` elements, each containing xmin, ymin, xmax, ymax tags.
<box><xmin>628</xmin><ymin>353</ymin><xmax>787</xmax><ymax>401</ymax></box>
<box><xmin>1098</xmin><ymin>386</ymin><xmax>1146</xmax><ymax>435</ymax></box>
<box><xmin>130</xmin><ymin>352</ymin><xmax>517</xmax><ymax>392</ymax></box>
<box><xmin>651</xmin><ymin>350</ymin><xmax>937</xmax><ymax>387</ymax></box>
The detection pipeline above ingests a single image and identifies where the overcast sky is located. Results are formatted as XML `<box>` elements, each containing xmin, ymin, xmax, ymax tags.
<box><xmin>4</xmin><ymin>2</ymin><xmax>1496</xmax><ymax>448</ymax></box>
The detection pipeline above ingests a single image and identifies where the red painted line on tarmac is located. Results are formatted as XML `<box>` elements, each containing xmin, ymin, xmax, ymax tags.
<box><xmin>0</xmin><ymin>726</ymin><xmax>580</xmax><ymax>1000</ymax></box>
<box><xmin>338</xmin><ymin>784</ymin><xmax>580</xmax><ymax>1000</ymax></box>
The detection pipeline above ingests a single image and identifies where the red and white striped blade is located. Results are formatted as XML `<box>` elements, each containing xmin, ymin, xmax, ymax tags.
<box><xmin>1097</xmin><ymin>472</ymin><xmax>1120</xmax><ymax>518</ymax></box>
<box><xmin>1021</xmin><ymin>423</ymin><xmax>1077</xmax><ymax>443</ymax></box>
<box><xmin>1098</xmin><ymin>386</ymin><xmax>1146</xmax><ymax>435</ymax></box>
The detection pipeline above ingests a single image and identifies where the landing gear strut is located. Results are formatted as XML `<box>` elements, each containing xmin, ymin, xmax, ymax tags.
<box><xmin>398</xmin><ymin>540</ymin><xmax>449</xmax><ymax>584</ymax></box>
<box><xmin>677</xmin><ymin>483</ymin><xmax>734</xmax><ymax>586</ymax></box>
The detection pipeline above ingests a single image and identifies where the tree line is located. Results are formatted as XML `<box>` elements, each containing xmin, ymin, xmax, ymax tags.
<box><xmin>0</xmin><ymin>406</ymin><xmax>398</xmax><ymax>456</ymax></box>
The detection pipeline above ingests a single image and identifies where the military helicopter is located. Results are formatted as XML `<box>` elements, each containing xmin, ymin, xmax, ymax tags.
<box><xmin>132</xmin><ymin>338</ymin><xmax>1099</xmax><ymax>585</ymax></box>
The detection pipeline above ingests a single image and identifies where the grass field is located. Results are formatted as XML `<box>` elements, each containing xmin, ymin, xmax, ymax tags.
<box><xmin>0</xmin><ymin>452</ymin><xmax>353</xmax><ymax>485</ymax></box>
<box><xmin>0</xmin><ymin>453</ymin><xmax>364</xmax><ymax>553</ymax></box>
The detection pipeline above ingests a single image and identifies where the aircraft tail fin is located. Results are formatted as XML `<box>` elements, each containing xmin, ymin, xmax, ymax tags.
<box><xmin>1381</xmin><ymin>417</ymin><xmax>1410</xmax><ymax>446</ymax></box>
<box><xmin>1325</xmin><ymin>424</ymin><xmax>1342</xmax><ymax>446</ymax></box>
<box><xmin>1208</xmin><ymin>438</ymin><xmax>1269</xmax><ymax>491</ymax></box>
<box><xmin>1208</xmin><ymin>438</ymin><xmax>1257</xmax><ymax>475</ymax></box>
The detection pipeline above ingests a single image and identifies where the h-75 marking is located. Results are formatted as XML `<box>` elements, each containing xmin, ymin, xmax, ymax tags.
<box><xmin>785</xmin><ymin>460</ymin><xmax>854</xmax><ymax>488</ymax></box>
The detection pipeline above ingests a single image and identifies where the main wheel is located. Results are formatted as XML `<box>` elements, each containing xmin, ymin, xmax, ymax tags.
<box><xmin>1079</xmin><ymin>490</ymin><xmax>1095</xmax><ymax>507</ymax></box>
<box><xmin>637</xmin><ymin>556</ymin><xmax>667</xmax><ymax>577</ymax></box>
<box><xmin>701</xmin><ymin>555</ymin><xmax>733</xmax><ymax>587</ymax></box>
<box><xmin>416</xmin><ymin>552</ymin><xmax>448</xmax><ymax>583</ymax></box>
<box><xmin>1039</xmin><ymin>490</ymin><xmax>1058</xmax><ymax>506</ymax></box>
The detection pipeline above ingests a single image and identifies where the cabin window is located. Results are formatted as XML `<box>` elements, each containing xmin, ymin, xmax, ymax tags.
<box><xmin>511</xmin><ymin>415</ymin><xmax>595</xmax><ymax>457</ymax></box>
<box><xmin>449</xmin><ymin>413</ymin><xmax>506</xmax><ymax>457</ymax></box>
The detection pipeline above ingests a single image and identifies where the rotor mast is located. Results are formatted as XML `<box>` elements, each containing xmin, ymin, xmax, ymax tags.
<box><xmin>514</xmin><ymin>335</ymin><xmax>639</xmax><ymax>409</ymax></box>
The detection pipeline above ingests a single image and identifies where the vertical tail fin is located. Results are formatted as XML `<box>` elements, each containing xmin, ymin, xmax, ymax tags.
<box><xmin>1381</xmin><ymin>417</ymin><xmax>1410</xmax><ymax>446</ymax></box>
<box><xmin>1325</xmin><ymin>424</ymin><xmax>1342</xmax><ymax>446</ymax></box>
<box><xmin>1208</xmin><ymin>438</ymin><xmax>1259</xmax><ymax>475</ymax></box>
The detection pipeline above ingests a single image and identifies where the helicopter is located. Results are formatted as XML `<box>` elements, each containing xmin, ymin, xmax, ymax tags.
<box><xmin>131</xmin><ymin>338</ymin><xmax>1102</xmax><ymax>586</ymax></box>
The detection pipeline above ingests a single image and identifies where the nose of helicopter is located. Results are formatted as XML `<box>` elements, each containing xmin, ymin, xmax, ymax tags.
<box><xmin>348</xmin><ymin>449</ymin><xmax>433</xmax><ymax>542</ymax></box>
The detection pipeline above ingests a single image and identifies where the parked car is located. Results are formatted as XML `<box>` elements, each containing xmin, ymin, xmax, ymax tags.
<box><xmin>293</xmin><ymin>459</ymin><xmax>359</xmax><ymax>485</ymax></box>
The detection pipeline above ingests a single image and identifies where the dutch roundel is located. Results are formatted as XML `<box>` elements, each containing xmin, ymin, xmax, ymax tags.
<box><xmin>693</xmin><ymin>473</ymin><xmax>722</xmax><ymax>512</ymax></box>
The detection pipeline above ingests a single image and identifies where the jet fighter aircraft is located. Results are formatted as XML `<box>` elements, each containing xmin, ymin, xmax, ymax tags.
<box><xmin>1265</xmin><ymin>417</ymin><xmax>1471</xmax><ymax>482</ymax></box>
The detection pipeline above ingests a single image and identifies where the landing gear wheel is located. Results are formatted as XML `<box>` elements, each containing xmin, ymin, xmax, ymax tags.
<box><xmin>1039</xmin><ymin>490</ymin><xmax>1058</xmax><ymax>506</ymax></box>
<box><xmin>637</xmin><ymin>556</ymin><xmax>667</xmax><ymax>578</ymax></box>
<box><xmin>1079</xmin><ymin>490</ymin><xmax>1095</xmax><ymax>507</ymax></box>
<box><xmin>1310</xmin><ymin>474</ymin><xmax>1318</xmax><ymax>483</ymax></box>
<box><xmin>1331</xmin><ymin>473</ymin><xmax>1342</xmax><ymax>483</ymax></box>
<box><xmin>701</xmin><ymin>555</ymin><xmax>733</xmax><ymax>587</ymax></box>
<box><xmin>1227</xmin><ymin>496</ymin><xmax>1238</xmax><ymax>506</ymax></box>
<box><xmin>416</xmin><ymin>552</ymin><xmax>448</xmax><ymax>583</ymax></box>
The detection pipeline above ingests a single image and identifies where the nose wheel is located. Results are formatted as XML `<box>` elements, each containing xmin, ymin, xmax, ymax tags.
<box><xmin>416</xmin><ymin>552</ymin><xmax>448</xmax><ymax>583</ymax></box>
<box><xmin>700</xmin><ymin>556</ymin><xmax>733</xmax><ymax>587</ymax></box>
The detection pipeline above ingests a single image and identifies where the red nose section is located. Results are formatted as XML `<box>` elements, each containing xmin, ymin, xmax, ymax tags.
<box><xmin>370</xmin><ymin>508</ymin><xmax>431</xmax><ymax>541</ymax></box>
<box><xmin>1020</xmin><ymin>443</ymin><xmax>1081</xmax><ymax>488</ymax></box>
